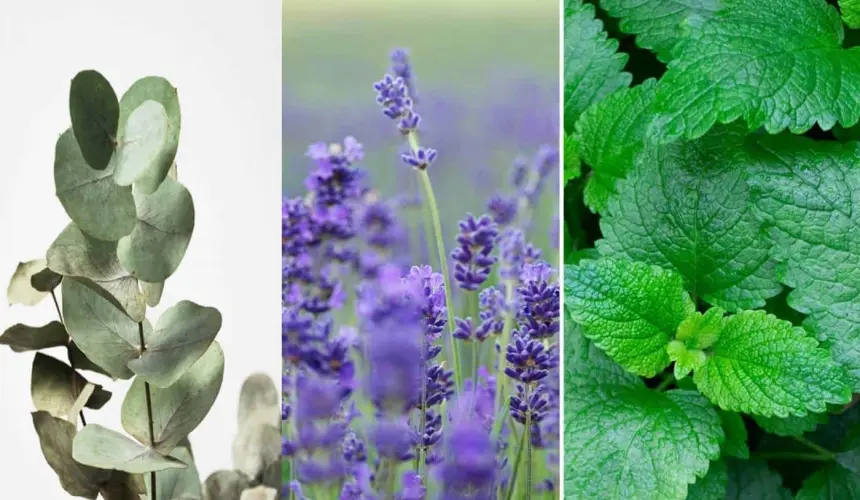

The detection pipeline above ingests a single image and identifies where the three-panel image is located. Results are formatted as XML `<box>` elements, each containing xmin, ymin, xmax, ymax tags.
<box><xmin>0</xmin><ymin>0</ymin><xmax>857</xmax><ymax>498</ymax></box>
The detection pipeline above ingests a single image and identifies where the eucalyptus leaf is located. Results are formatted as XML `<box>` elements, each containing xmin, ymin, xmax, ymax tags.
<box><xmin>141</xmin><ymin>281</ymin><xmax>164</xmax><ymax>308</ymax></box>
<box><xmin>69</xmin><ymin>341</ymin><xmax>115</xmax><ymax>378</ymax></box>
<box><xmin>202</xmin><ymin>470</ymin><xmax>249</xmax><ymax>500</ymax></box>
<box><xmin>69</xmin><ymin>70</ymin><xmax>119</xmax><ymax>171</ymax></box>
<box><xmin>72</xmin><ymin>424</ymin><xmax>186</xmax><ymax>474</ymax></box>
<box><xmin>99</xmin><ymin>471</ymin><xmax>147</xmax><ymax>500</ymax></box>
<box><xmin>54</xmin><ymin>128</ymin><xmax>136</xmax><ymax>241</ymax></box>
<box><xmin>32</xmin><ymin>411</ymin><xmax>111</xmax><ymax>499</ymax></box>
<box><xmin>0</xmin><ymin>321</ymin><xmax>68</xmax><ymax>352</ymax></box>
<box><xmin>31</xmin><ymin>353</ymin><xmax>112</xmax><ymax>417</ymax></box>
<box><xmin>47</xmin><ymin>223</ymin><xmax>146</xmax><ymax>321</ymax></box>
<box><xmin>62</xmin><ymin>277</ymin><xmax>143</xmax><ymax>379</ymax></box>
<box><xmin>117</xmin><ymin>76</ymin><xmax>181</xmax><ymax>194</ymax></box>
<box><xmin>31</xmin><ymin>267</ymin><xmax>62</xmax><ymax>292</ymax></box>
<box><xmin>122</xmin><ymin>342</ymin><xmax>224</xmax><ymax>454</ymax></box>
<box><xmin>117</xmin><ymin>177</ymin><xmax>195</xmax><ymax>282</ymax></box>
<box><xmin>113</xmin><ymin>100</ymin><xmax>170</xmax><ymax>187</ymax></box>
<box><xmin>7</xmin><ymin>259</ymin><xmax>51</xmax><ymax>306</ymax></box>
<box><xmin>145</xmin><ymin>439</ymin><xmax>202</xmax><ymax>500</ymax></box>
<box><xmin>128</xmin><ymin>300</ymin><xmax>222</xmax><ymax>387</ymax></box>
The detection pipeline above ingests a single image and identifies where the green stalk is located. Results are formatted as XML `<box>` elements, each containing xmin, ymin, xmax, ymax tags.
<box><xmin>654</xmin><ymin>373</ymin><xmax>676</xmax><ymax>392</ymax></box>
<box><xmin>494</xmin><ymin>281</ymin><xmax>516</xmax><ymax>414</ymax></box>
<box><xmin>138</xmin><ymin>322</ymin><xmax>156</xmax><ymax>500</ymax></box>
<box><xmin>525</xmin><ymin>385</ymin><xmax>533</xmax><ymax>500</ymax></box>
<box><xmin>793</xmin><ymin>436</ymin><xmax>836</xmax><ymax>459</ymax></box>
<box><xmin>407</xmin><ymin>131</ymin><xmax>462</xmax><ymax>393</ymax></box>
<box><xmin>470</xmin><ymin>291</ymin><xmax>480</xmax><ymax>381</ymax></box>
<box><xmin>753</xmin><ymin>452</ymin><xmax>833</xmax><ymax>462</ymax></box>
<box><xmin>505</xmin><ymin>425</ymin><xmax>528</xmax><ymax>500</ymax></box>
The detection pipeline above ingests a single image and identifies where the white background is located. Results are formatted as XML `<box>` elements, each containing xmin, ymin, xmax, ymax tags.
<box><xmin>0</xmin><ymin>2</ymin><xmax>281</xmax><ymax>497</ymax></box>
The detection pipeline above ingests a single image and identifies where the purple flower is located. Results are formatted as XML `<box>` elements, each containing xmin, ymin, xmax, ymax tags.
<box><xmin>290</xmin><ymin>374</ymin><xmax>349</xmax><ymax>485</ymax></box>
<box><xmin>401</xmin><ymin>147</ymin><xmax>438</xmax><ymax>170</ymax></box>
<box><xmin>510</xmin><ymin>384</ymin><xmax>549</xmax><ymax>426</ymax></box>
<box><xmin>516</xmin><ymin>262</ymin><xmax>560</xmax><ymax>340</ymax></box>
<box><xmin>373</xmin><ymin>74</ymin><xmax>415</xmax><ymax>121</ymax></box>
<box><xmin>390</xmin><ymin>48</ymin><xmax>417</xmax><ymax>104</ymax></box>
<box><xmin>404</xmin><ymin>265</ymin><xmax>447</xmax><ymax>342</ymax></box>
<box><xmin>498</xmin><ymin>228</ymin><xmax>541</xmax><ymax>282</ymax></box>
<box><xmin>487</xmin><ymin>193</ymin><xmax>518</xmax><ymax>226</ymax></box>
<box><xmin>397</xmin><ymin>470</ymin><xmax>425</xmax><ymax>500</ymax></box>
<box><xmin>476</xmin><ymin>286</ymin><xmax>506</xmax><ymax>339</ymax></box>
<box><xmin>504</xmin><ymin>332</ymin><xmax>550</xmax><ymax>385</ymax></box>
<box><xmin>438</xmin><ymin>391</ymin><xmax>497</xmax><ymax>499</ymax></box>
<box><xmin>451</xmin><ymin>214</ymin><xmax>498</xmax><ymax>291</ymax></box>
<box><xmin>370</xmin><ymin>418</ymin><xmax>418</xmax><ymax>461</ymax></box>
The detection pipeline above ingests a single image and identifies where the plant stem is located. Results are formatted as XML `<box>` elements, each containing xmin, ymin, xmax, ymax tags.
<box><xmin>52</xmin><ymin>290</ymin><xmax>88</xmax><ymax>427</ymax></box>
<box><xmin>793</xmin><ymin>436</ymin><xmax>837</xmax><ymax>459</ymax></box>
<box><xmin>654</xmin><ymin>373</ymin><xmax>676</xmax><ymax>392</ymax></box>
<box><xmin>525</xmin><ymin>385</ymin><xmax>533</xmax><ymax>500</ymax></box>
<box><xmin>138</xmin><ymin>322</ymin><xmax>157</xmax><ymax>500</ymax></box>
<box><xmin>506</xmin><ymin>425</ymin><xmax>527</xmax><ymax>500</ymax></box>
<box><xmin>413</xmin><ymin>158</ymin><xmax>462</xmax><ymax>393</ymax></box>
<box><xmin>494</xmin><ymin>281</ymin><xmax>516</xmax><ymax>415</ymax></box>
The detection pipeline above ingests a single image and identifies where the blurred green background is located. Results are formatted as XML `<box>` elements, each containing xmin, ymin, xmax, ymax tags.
<box><xmin>283</xmin><ymin>0</ymin><xmax>560</xmax><ymax>259</ymax></box>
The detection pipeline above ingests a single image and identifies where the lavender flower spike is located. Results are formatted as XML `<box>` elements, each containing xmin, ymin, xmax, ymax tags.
<box><xmin>451</xmin><ymin>213</ymin><xmax>498</xmax><ymax>291</ymax></box>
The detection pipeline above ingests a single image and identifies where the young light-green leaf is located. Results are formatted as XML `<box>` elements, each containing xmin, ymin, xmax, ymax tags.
<box><xmin>650</xmin><ymin>0</ymin><xmax>860</xmax><ymax>142</ymax></box>
<box><xmin>598</xmin><ymin>0</ymin><xmax>721</xmax><ymax>62</ymax></box>
<box><xmin>116</xmin><ymin>76</ymin><xmax>181</xmax><ymax>195</ymax></box>
<box><xmin>565</xmin><ymin>386</ymin><xmax>723</xmax><ymax>499</ymax></box>
<box><xmin>122</xmin><ymin>342</ymin><xmax>224</xmax><ymax>454</ymax></box>
<box><xmin>72</xmin><ymin>424</ymin><xmax>186</xmax><ymax>474</ymax></box>
<box><xmin>69</xmin><ymin>70</ymin><xmax>119</xmax><ymax>171</ymax></box>
<box><xmin>693</xmin><ymin>310</ymin><xmax>851</xmax><ymax>417</ymax></box>
<box><xmin>841</xmin><ymin>0</ymin><xmax>860</xmax><ymax>29</ymax></box>
<box><xmin>564</xmin><ymin>259</ymin><xmax>694</xmax><ymax>377</ymax></box>
<box><xmin>127</xmin><ymin>300</ymin><xmax>222</xmax><ymax>388</ymax></box>
<box><xmin>54</xmin><ymin>129</ymin><xmax>137</xmax><ymax>241</ymax></box>
<box><xmin>117</xmin><ymin>177</ymin><xmax>195</xmax><ymax>283</ymax></box>
<box><xmin>564</xmin><ymin>0</ymin><xmax>631</xmax><ymax>129</ymax></box>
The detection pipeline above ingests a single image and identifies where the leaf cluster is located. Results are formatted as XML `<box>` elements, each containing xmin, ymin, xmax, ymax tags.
<box><xmin>564</xmin><ymin>0</ymin><xmax>860</xmax><ymax>498</ymax></box>
<box><xmin>1</xmin><ymin>70</ymin><xmax>224</xmax><ymax>499</ymax></box>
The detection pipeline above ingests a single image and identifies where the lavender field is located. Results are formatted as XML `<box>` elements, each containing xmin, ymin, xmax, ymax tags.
<box><xmin>282</xmin><ymin>1</ymin><xmax>560</xmax><ymax>498</ymax></box>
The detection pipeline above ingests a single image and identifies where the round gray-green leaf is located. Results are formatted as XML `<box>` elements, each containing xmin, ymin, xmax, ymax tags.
<box><xmin>31</xmin><ymin>353</ymin><xmax>111</xmax><ymax>417</ymax></box>
<box><xmin>122</xmin><ymin>342</ymin><xmax>224</xmax><ymax>454</ymax></box>
<box><xmin>117</xmin><ymin>76</ymin><xmax>181</xmax><ymax>194</ymax></box>
<box><xmin>32</xmin><ymin>411</ymin><xmax>111</xmax><ymax>499</ymax></box>
<box><xmin>113</xmin><ymin>100</ymin><xmax>170</xmax><ymax>187</ymax></box>
<box><xmin>72</xmin><ymin>424</ymin><xmax>186</xmax><ymax>474</ymax></box>
<box><xmin>47</xmin><ymin>223</ymin><xmax>147</xmax><ymax>321</ymax></box>
<box><xmin>141</xmin><ymin>280</ymin><xmax>164</xmax><ymax>307</ymax></box>
<box><xmin>117</xmin><ymin>178</ymin><xmax>195</xmax><ymax>282</ymax></box>
<box><xmin>128</xmin><ymin>300</ymin><xmax>221</xmax><ymax>387</ymax></box>
<box><xmin>146</xmin><ymin>440</ymin><xmax>202</xmax><ymax>500</ymax></box>
<box><xmin>0</xmin><ymin>321</ymin><xmax>68</xmax><ymax>352</ymax></box>
<box><xmin>7</xmin><ymin>259</ymin><xmax>51</xmax><ymax>306</ymax></box>
<box><xmin>69</xmin><ymin>70</ymin><xmax>119</xmax><ymax>171</ymax></box>
<box><xmin>62</xmin><ymin>277</ymin><xmax>142</xmax><ymax>379</ymax></box>
<box><xmin>54</xmin><ymin>129</ymin><xmax>136</xmax><ymax>241</ymax></box>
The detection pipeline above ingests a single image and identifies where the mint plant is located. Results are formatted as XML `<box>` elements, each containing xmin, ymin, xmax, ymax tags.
<box><xmin>565</xmin><ymin>0</ymin><xmax>860</xmax><ymax>497</ymax></box>
<box><xmin>0</xmin><ymin>70</ymin><xmax>224</xmax><ymax>500</ymax></box>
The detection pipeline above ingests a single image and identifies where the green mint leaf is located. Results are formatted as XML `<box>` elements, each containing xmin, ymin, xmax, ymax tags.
<box><xmin>748</xmin><ymin>136</ymin><xmax>860</xmax><ymax>390</ymax></box>
<box><xmin>565</xmin><ymin>386</ymin><xmax>723</xmax><ymax>499</ymax></box>
<box><xmin>676</xmin><ymin>307</ymin><xmax>725</xmax><ymax>349</ymax></box>
<box><xmin>693</xmin><ymin>310</ymin><xmax>851</xmax><ymax>417</ymax></box>
<box><xmin>650</xmin><ymin>0</ymin><xmax>860</xmax><ymax>142</ymax></box>
<box><xmin>753</xmin><ymin>412</ymin><xmax>828</xmax><ymax>437</ymax></box>
<box><xmin>718</xmin><ymin>410</ymin><xmax>750</xmax><ymax>459</ymax></box>
<box><xmin>598</xmin><ymin>0</ymin><xmax>721</xmax><ymax>62</ymax></box>
<box><xmin>725</xmin><ymin>459</ymin><xmax>792</xmax><ymax>500</ymax></box>
<box><xmin>576</xmin><ymin>79</ymin><xmax>657</xmax><ymax>212</ymax></box>
<box><xmin>688</xmin><ymin>459</ymin><xmax>728</xmax><ymax>500</ymax></box>
<box><xmin>564</xmin><ymin>0</ymin><xmax>631</xmax><ymax>129</ymax></box>
<box><xmin>564</xmin><ymin>259</ymin><xmax>695</xmax><ymax>377</ymax></box>
<box><xmin>598</xmin><ymin>125</ymin><xmax>781</xmax><ymax>311</ymax></box>
<box><xmin>795</xmin><ymin>464</ymin><xmax>860</xmax><ymax>499</ymax></box>
<box><xmin>563</xmin><ymin>133</ymin><xmax>581</xmax><ymax>184</ymax></box>
<box><xmin>841</xmin><ymin>0</ymin><xmax>860</xmax><ymax>29</ymax></box>
<box><xmin>565</xmin><ymin>308</ymin><xmax>642</xmax><ymax>389</ymax></box>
